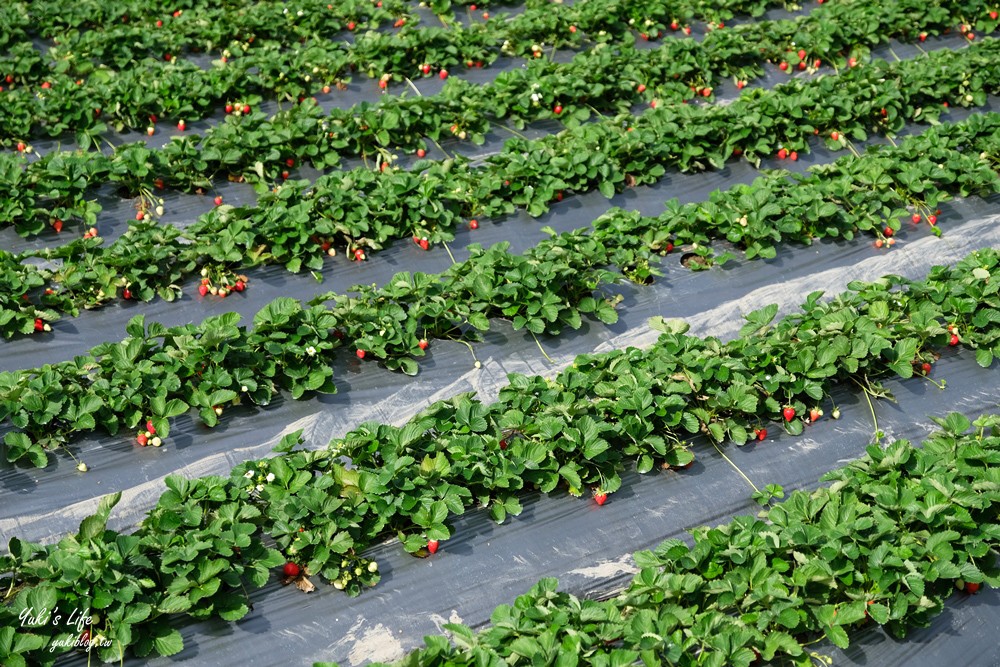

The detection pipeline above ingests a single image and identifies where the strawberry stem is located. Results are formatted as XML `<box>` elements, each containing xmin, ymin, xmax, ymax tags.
<box><xmin>530</xmin><ymin>331</ymin><xmax>555</xmax><ymax>364</ymax></box>
<box><xmin>709</xmin><ymin>439</ymin><xmax>761</xmax><ymax>495</ymax></box>
<box><xmin>851</xmin><ymin>376</ymin><xmax>882</xmax><ymax>444</ymax></box>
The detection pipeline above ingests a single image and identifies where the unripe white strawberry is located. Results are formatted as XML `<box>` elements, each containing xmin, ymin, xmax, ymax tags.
<box><xmin>215</xmin><ymin>406</ymin><xmax>224</xmax><ymax>416</ymax></box>
<box><xmin>77</xmin><ymin>462</ymin><xmax>88</xmax><ymax>472</ymax></box>
<box><xmin>155</xmin><ymin>205</ymin><xmax>164</xmax><ymax>216</ymax></box>
<box><xmin>368</xmin><ymin>561</ymin><xmax>378</xmax><ymax>572</ymax></box>
<box><xmin>151</xmin><ymin>436</ymin><xmax>162</xmax><ymax>447</ymax></box>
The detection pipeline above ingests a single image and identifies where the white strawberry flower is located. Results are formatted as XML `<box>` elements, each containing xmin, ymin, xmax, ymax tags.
<box><xmin>244</xmin><ymin>470</ymin><xmax>254</xmax><ymax>479</ymax></box>
<box><xmin>266</xmin><ymin>472</ymin><xmax>276</xmax><ymax>482</ymax></box>
<box><xmin>306</xmin><ymin>346</ymin><xmax>317</xmax><ymax>357</ymax></box>
<box><xmin>256</xmin><ymin>484</ymin><xmax>264</xmax><ymax>491</ymax></box>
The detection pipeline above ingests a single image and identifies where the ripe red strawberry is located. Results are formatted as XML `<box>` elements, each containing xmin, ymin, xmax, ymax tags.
<box><xmin>797</xmin><ymin>49</ymin><xmax>807</xmax><ymax>60</ymax></box>
<box><xmin>553</xmin><ymin>104</ymin><xmax>563</xmax><ymax>115</ymax></box>
<box><xmin>234</xmin><ymin>280</ymin><xmax>245</xmax><ymax>292</ymax></box>
<box><xmin>594</xmin><ymin>491</ymin><xmax>608</xmax><ymax>506</ymax></box>
<box><xmin>427</xmin><ymin>539</ymin><xmax>439</xmax><ymax>554</ymax></box>
<box><xmin>966</xmin><ymin>582</ymin><xmax>981</xmax><ymax>594</ymax></box>
<box><xmin>419</xmin><ymin>239</ymin><xmax>430</xmax><ymax>250</ymax></box>
<box><xmin>919</xmin><ymin>32</ymin><xmax>927</xmax><ymax>41</ymax></box>
<box><xmin>755</xmin><ymin>428</ymin><xmax>767</xmax><ymax>441</ymax></box>
<box><xmin>922</xmin><ymin>362</ymin><xmax>932</xmax><ymax>374</ymax></box>
<box><xmin>650</xmin><ymin>100</ymin><xmax>657</xmax><ymax>108</ymax></box>
<box><xmin>911</xmin><ymin>213</ymin><xmax>921</xmax><ymax>223</ymax></box>
<box><xmin>347</xmin><ymin>21</ymin><xmax>356</xmax><ymax>30</ymax></box>
<box><xmin>52</xmin><ymin>219</ymin><xmax>63</xmax><ymax>233</ymax></box>
<box><xmin>814</xmin><ymin>59</ymin><xmax>821</xmax><ymax>68</ymax></box>
<box><xmin>198</xmin><ymin>284</ymin><xmax>208</xmax><ymax>296</ymax></box>
<box><xmin>286</xmin><ymin>158</ymin><xmax>295</xmax><ymax>167</ymax></box>
<box><xmin>556</xmin><ymin>191</ymin><xmax>563</xmax><ymax>201</ymax></box>
<box><xmin>356</xmin><ymin>349</ymin><xmax>366</xmax><ymax>359</ymax></box>
<box><xmin>135</xmin><ymin>211</ymin><xmax>145</xmax><ymax>221</ymax></box>
<box><xmin>439</xmin><ymin>69</ymin><xmax>448</xmax><ymax>80</ymax></box>
<box><xmin>41</xmin><ymin>81</ymin><xmax>51</xmax><ymax>89</ymax></box>
<box><xmin>282</xmin><ymin>170</ymin><xmax>290</xmax><ymax>179</ymax></box>
<box><xmin>884</xmin><ymin>226</ymin><xmax>893</xmax><ymax>237</ymax></box>
<box><xmin>156</xmin><ymin>19</ymin><xmax>163</xmax><ymax>27</ymax></box>
<box><xmin>16</xmin><ymin>142</ymin><xmax>25</xmax><ymax>152</ymax></box>
<box><xmin>777</xmin><ymin>148</ymin><xmax>787</xmax><ymax>160</ymax></box>
<box><xmin>798</xmin><ymin>61</ymin><xmax>806</xmax><ymax>71</ymax></box>
<box><xmin>214</xmin><ymin>195</ymin><xmax>223</xmax><ymax>206</ymax></box>
<box><xmin>683</xmin><ymin>26</ymin><xmax>691</xmax><ymax>35</ymax></box>
<box><xmin>790</xmin><ymin>151</ymin><xmax>798</xmax><ymax>161</ymax></box>
<box><xmin>418</xmin><ymin>339</ymin><xmax>428</xmax><ymax>350</ymax></box>
<box><xmin>283</xmin><ymin>562</ymin><xmax>301</xmax><ymax>577</ymax></box>
<box><xmin>5</xmin><ymin>75</ymin><xmax>12</xmax><ymax>83</ymax></box>
<box><xmin>123</xmin><ymin>288</ymin><xmax>132</xmax><ymax>299</ymax></box>
<box><xmin>177</xmin><ymin>120</ymin><xmax>186</xmax><ymax>131</ymax></box>
<box><xmin>701</xmin><ymin>87</ymin><xmax>711</xmax><ymax>97</ymax></box>
<box><xmin>225</xmin><ymin>103</ymin><xmax>233</xmax><ymax>113</ymax></box>
<box><xmin>421</xmin><ymin>64</ymin><xmax>431</xmax><ymax>75</ymax></box>
<box><xmin>416</xmin><ymin>148</ymin><xmax>426</xmax><ymax>158</ymax></box>
<box><xmin>928</xmin><ymin>214</ymin><xmax>937</xmax><ymax>225</ymax></box>
<box><xmin>243</xmin><ymin>104</ymin><xmax>251</xmax><ymax>114</ymax></box>
<box><xmin>670</xmin><ymin>21</ymin><xmax>679</xmax><ymax>30</ymax></box>
<box><xmin>949</xmin><ymin>333</ymin><xmax>959</xmax><ymax>346</ymax></box>
<box><xmin>354</xmin><ymin>248</ymin><xmax>365</xmax><ymax>260</ymax></box>
<box><xmin>848</xmin><ymin>57</ymin><xmax>858</xmax><ymax>67</ymax></box>
<box><xmin>779</xmin><ymin>62</ymin><xmax>788</xmax><ymax>71</ymax></box>
<box><xmin>736</xmin><ymin>80</ymin><xmax>746</xmax><ymax>90</ymax></box>
<box><xmin>809</xmin><ymin>407</ymin><xmax>822</xmax><ymax>422</ymax></box>
<box><xmin>482</xmin><ymin>11</ymin><xmax>489</xmax><ymax>19</ymax></box>
<box><xmin>137</xmin><ymin>433</ymin><xmax>148</xmax><ymax>446</ymax></box>
<box><xmin>831</xmin><ymin>131</ymin><xmax>840</xmax><ymax>141</ymax></box>
<box><xmin>991</xmin><ymin>11</ymin><xmax>998</xmax><ymax>19</ymax></box>
<box><xmin>499</xmin><ymin>438</ymin><xmax>508</xmax><ymax>450</ymax></box>
<box><xmin>147</xmin><ymin>420</ymin><xmax>156</xmax><ymax>434</ymax></box>
<box><xmin>378</xmin><ymin>79</ymin><xmax>387</xmax><ymax>89</ymax></box>
<box><xmin>569</xmin><ymin>25</ymin><xmax>577</xmax><ymax>33</ymax></box>
<box><xmin>782</xmin><ymin>406</ymin><xmax>796</xmax><ymax>422</ymax></box>
<box><xmin>34</xmin><ymin>318</ymin><xmax>44</xmax><ymax>332</ymax></box>
<box><xmin>469</xmin><ymin>219</ymin><xmax>478</xmax><ymax>230</ymax></box>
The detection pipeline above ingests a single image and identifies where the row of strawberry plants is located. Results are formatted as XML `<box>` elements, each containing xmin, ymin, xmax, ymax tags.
<box><xmin>0</xmin><ymin>0</ymin><xmax>809</xmax><ymax>140</ymax></box>
<box><xmin>2</xmin><ymin>0</ymin><xmax>415</xmax><ymax>64</ymax></box>
<box><xmin>1</xmin><ymin>102</ymin><xmax>996</xmax><ymax>383</ymax></box>
<box><xmin>1</xmin><ymin>103</ymin><xmax>997</xmax><ymax>382</ymax></box>
<box><xmin>3</xmin><ymin>0</ymin><xmax>800</xmax><ymax>73</ymax></box>
<box><xmin>2</xmin><ymin>247</ymin><xmax>998</xmax><ymax>664</ymax></box>
<box><xmin>2</xmin><ymin>41</ymin><xmax>999</xmax><ymax>338</ymax></box>
<box><xmin>4</xmin><ymin>0</ymin><xmax>983</xmax><ymax>197</ymax></box>
<box><xmin>356</xmin><ymin>412</ymin><xmax>1000</xmax><ymax>667</ymax></box>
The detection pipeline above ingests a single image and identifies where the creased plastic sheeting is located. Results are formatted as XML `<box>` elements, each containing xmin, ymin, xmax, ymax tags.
<box><xmin>3</xmin><ymin>194</ymin><xmax>1000</xmax><ymax>545</ymax></box>
<box><xmin>50</xmin><ymin>350</ymin><xmax>1000</xmax><ymax>667</ymax></box>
